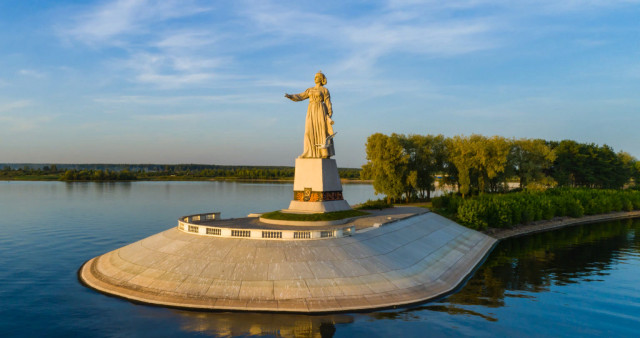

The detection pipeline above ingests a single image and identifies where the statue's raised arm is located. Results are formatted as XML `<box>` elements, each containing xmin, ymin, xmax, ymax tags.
<box><xmin>285</xmin><ymin>71</ymin><xmax>335</xmax><ymax>158</ymax></box>
<box><xmin>284</xmin><ymin>91</ymin><xmax>308</xmax><ymax>101</ymax></box>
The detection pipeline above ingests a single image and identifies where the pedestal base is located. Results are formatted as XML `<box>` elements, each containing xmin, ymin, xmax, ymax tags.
<box><xmin>286</xmin><ymin>158</ymin><xmax>351</xmax><ymax>214</ymax></box>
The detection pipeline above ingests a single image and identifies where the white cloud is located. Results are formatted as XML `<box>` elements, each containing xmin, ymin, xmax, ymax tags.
<box><xmin>0</xmin><ymin>100</ymin><xmax>58</xmax><ymax>132</ymax></box>
<box><xmin>0</xmin><ymin>115</ymin><xmax>54</xmax><ymax>132</ymax></box>
<box><xmin>386</xmin><ymin>0</ymin><xmax>640</xmax><ymax>11</ymax></box>
<box><xmin>94</xmin><ymin>95</ymin><xmax>243</xmax><ymax>105</ymax></box>
<box><xmin>0</xmin><ymin>100</ymin><xmax>31</xmax><ymax>113</ymax></box>
<box><xmin>337</xmin><ymin>20</ymin><xmax>494</xmax><ymax>73</ymax></box>
<box><xmin>117</xmin><ymin>52</ymin><xmax>221</xmax><ymax>88</ymax></box>
<box><xmin>240</xmin><ymin>1</ymin><xmax>498</xmax><ymax>74</ymax></box>
<box><xmin>132</xmin><ymin>113</ymin><xmax>205</xmax><ymax>121</ymax></box>
<box><xmin>575</xmin><ymin>39</ymin><xmax>608</xmax><ymax>47</ymax></box>
<box><xmin>237</xmin><ymin>0</ymin><xmax>640</xmax><ymax>76</ymax></box>
<box><xmin>61</xmin><ymin>0</ymin><xmax>212</xmax><ymax>46</ymax></box>
<box><xmin>18</xmin><ymin>69</ymin><xmax>46</xmax><ymax>79</ymax></box>
<box><xmin>135</xmin><ymin>72</ymin><xmax>213</xmax><ymax>87</ymax></box>
<box><xmin>154</xmin><ymin>30</ymin><xmax>218</xmax><ymax>50</ymax></box>
<box><xmin>59</xmin><ymin>0</ymin><xmax>220</xmax><ymax>88</ymax></box>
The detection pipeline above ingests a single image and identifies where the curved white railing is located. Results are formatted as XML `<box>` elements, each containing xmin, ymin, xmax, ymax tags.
<box><xmin>177</xmin><ymin>212</ymin><xmax>355</xmax><ymax>240</ymax></box>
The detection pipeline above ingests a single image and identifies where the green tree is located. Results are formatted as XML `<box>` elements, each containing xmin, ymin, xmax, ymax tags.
<box><xmin>62</xmin><ymin>170</ymin><xmax>75</xmax><ymax>181</ymax></box>
<box><xmin>362</xmin><ymin>133</ymin><xmax>410</xmax><ymax>203</ymax></box>
<box><xmin>93</xmin><ymin>170</ymin><xmax>105</xmax><ymax>181</ymax></box>
<box><xmin>446</xmin><ymin>134</ymin><xmax>511</xmax><ymax>196</ymax></box>
<box><xmin>479</xmin><ymin>135</ymin><xmax>511</xmax><ymax>192</ymax></box>
<box><xmin>403</xmin><ymin>134</ymin><xmax>446</xmax><ymax>199</ymax></box>
<box><xmin>550</xmin><ymin>140</ymin><xmax>582</xmax><ymax>186</ymax></box>
<box><xmin>446</xmin><ymin>135</ymin><xmax>476</xmax><ymax>198</ymax></box>
<box><xmin>551</xmin><ymin>141</ymin><xmax>633</xmax><ymax>189</ymax></box>
<box><xmin>509</xmin><ymin>138</ymin><xmax>557</xmax><ymax>190</ymax></box>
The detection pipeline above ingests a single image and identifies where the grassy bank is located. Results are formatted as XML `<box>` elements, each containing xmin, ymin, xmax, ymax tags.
<box><xmin>260</xmin><ymin>210</ymin><xmax>369</xmax><ymax>221</ymax></box>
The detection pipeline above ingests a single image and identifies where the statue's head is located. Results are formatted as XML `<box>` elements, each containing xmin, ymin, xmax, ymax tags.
<box><xmin>314</xmin><ymin>71</ymin><xmax>327</xmax><ymax>86</ymax></box>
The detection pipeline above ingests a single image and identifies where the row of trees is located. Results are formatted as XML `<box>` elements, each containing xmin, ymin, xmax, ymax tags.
<box><xmin>1</xmin><ymin>165</ymin><xmax>60</xmax><ymax>177</ymax></box>
<box><xmin>61</xmin><ymin>169</ymin><xmax>136</xmax><ymax>181</ymax></box>
<box><xmin>362</xmin><ymin>133</ymin><xmax>640</xmax><ymax>202</ymax></box>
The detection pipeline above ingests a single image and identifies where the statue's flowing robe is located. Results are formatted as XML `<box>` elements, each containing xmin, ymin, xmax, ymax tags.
<box><xmin>289</xmin><ymin>86</ymin><xmax>334</xmax><ymax>158</ymax></box>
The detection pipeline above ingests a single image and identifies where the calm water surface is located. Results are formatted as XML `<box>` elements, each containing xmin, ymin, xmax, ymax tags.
<box><xmin>1</xmin><ymin>181</ymin><xmax>639</xmax><ymax>337</ymax></box>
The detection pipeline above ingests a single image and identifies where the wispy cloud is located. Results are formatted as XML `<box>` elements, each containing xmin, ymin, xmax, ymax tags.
<box><xmin>118</xmin><ymin>52</ymin><xmax>221</xmax><ymax>88</ymax></box>
<box><xmin>93</xmin><ymin>94</ymin><xmax>246</xmax><ymax>105</ymax></box>
<box><xmin>574</xmin><ymin>39</ymin><xmax>608</xmax><ymax>47</ymax></box>
<box><xmin>0</xmin><ymin>100</ymin><xmax>53</xmax><ymax>132</ymax></box>
<box><xmin>154</xmin><ymin>30</ymin><xmax>218</xmax><ymax>50</ymax></box>
<box><xmin>0</xmin><ymin>115</ymin><xmax>54</xmax><ymax>132</ymax></box>
<box><xmin>93</xmin><ymin>92</ymin><xmax>281</xmax><ymax>107</ymax></box>
<box><xmin>240</xmin><ymin>1</ymin><xmax>498</xmax><ymax>74</ymax></box>
<box><xmin>132</xmin><ymin>113</ymin><xmax>205</xmax><ymax>121</ymax></box>
<box><xmin>386</xmin><ymin>0</ymin><xmax>640</xmax><ymax>11</ymax></box>
<box><xmin>0</xmin><ymin>100</ymin><xmax>31</xmax><ymax>113</ymax></box>
<box><xmin>59</xmin><ymin>0</ymin><xmax>220</xmax><ymax>88</ymax></box>
<box><xmin>337</xmin><ymin>20</ymin><xmax>494</xmax><ymax>72</ymax></box>
<box><xmin>61</xmin><ymin>0</ymin><xmax>211</xmax><ymax>46</ymax></box>
<box><xmin>19</xmin><ymin>69</ymin><xmax>46</xmax><ymax>79</ymax></box>
<box><xmin>238</xmin><ymin>0</ymin><xmax>640</xmax><ymax>75</ymax></box>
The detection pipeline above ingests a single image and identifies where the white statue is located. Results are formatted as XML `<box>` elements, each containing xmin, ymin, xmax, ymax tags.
<box><xmin>285</xmin><ymin>71</ymin><xmax>335</xmax><ymax>158</ymax></box>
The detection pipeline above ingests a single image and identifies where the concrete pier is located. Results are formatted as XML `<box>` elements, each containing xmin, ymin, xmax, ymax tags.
<box><xmin>79</xmin><ymin>208</ymin><xmax>496</xmax><ymax>312</ymax></box>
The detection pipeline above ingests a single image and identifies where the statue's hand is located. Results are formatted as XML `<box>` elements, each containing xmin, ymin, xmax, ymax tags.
<box><xmin>284</xmin><ymin>93</ymin><xmax>292</xmax><ymax>99</ymax></box>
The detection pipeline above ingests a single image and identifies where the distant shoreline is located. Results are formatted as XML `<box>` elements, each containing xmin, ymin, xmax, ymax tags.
<box><xmin>2</xmin><ymin>177</ymin><xmax>373</xmax><ymax>184</ymax></box>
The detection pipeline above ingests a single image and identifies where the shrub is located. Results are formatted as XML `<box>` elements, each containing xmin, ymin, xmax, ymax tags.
<box><xmin>457</xmin><ymin>200</ymin><xmax>489</xmax><ymax>230</ymax></box>
<box><xmin>541</xmin><ymin>198</ymin><xmax>555</xmax><ymax>220</ymax></box>
<box><xmin>448</xmin><ymin>188</ymin><xmax>639</xmax><ymax>230</ymax></box>
<box><xmin>431</xmin><ymin>195</ymin><xmax>448</xmax><ymax>210</ymax></box>
<box><xmin>611</xmin><ymin>196</ymin><xmax>623</xmax><ymax>212</ymax></box>
<box><xmin>631</xmin><ymin>194</ymin><xmax>640</xmax><ymax>210</ymax></box>
<box><xmin>510</xmin><ymin>200</ymin><xmax>522</xmax><ymax>225</ymax></box>
<box><xmin>491</xmin><ymin>199</ymin><xmax>514</xmax><ymax>228</ymax></box>
<box><xmin>521</xmin><ymin>203</ymin><xmax>535</xmax><ymax>224</ymax></box>
<box><xmin>432</xmin><ymin>193</ymin><xmax>463</xmax><ymax>214</ymax></box>
<box><xmin>565</xmin><ymin>199</ymin><xmax>584</xmax><ymax>218</ymax></box>
<box><xmin>356</xmin><ymin>198</ymin><xmax>392</xmax><ymax>210</ymax></box>
<box><xmin>624</xmin><ymin>199</ymin><xmax>634</xmax><ymax>212</ymax></box>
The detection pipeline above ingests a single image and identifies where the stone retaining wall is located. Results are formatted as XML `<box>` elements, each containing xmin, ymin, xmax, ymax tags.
<box><xmin>486</xmin><ymin>210</ymin><xmax>640</xmax><ymax>240</ymax></box>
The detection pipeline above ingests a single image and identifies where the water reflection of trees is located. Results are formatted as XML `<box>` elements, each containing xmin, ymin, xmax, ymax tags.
<box><xmin>444</xmin><ymin>218</ymin><xmax>639</xmax><ymax>309</ymax></box>
<box><xmin>172</xmin><ymin>311</ymin><xmax>352</xmax><ymax>338</ymax></box>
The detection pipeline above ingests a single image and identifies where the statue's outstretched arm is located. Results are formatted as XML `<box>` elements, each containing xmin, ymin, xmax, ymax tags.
<box><xmin>285</xmin><ymin>89</ymin><xmax>309</xmax><ymax>102</ymax></box>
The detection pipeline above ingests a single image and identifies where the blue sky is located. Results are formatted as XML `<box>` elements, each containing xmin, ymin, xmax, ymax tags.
<box><xmin>1</xmin><ymin>0</ymin><xmax>639</xmax><ymax>168</ymax></box>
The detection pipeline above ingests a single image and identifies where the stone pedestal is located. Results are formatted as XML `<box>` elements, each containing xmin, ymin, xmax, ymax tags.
<box><xmin>284</xmin><ymin>158</ymin><xmax>351</xmax><ymax>213</ymax></box>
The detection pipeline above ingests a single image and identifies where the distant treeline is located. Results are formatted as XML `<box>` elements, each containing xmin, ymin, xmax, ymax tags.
<box><xmin>363</xmin><ymin>133</ymin><xmax>640</xmax><ymax>202</ymax></box>
<box><xmin>0</xmin><ymin>164</ymin><xmax>362</xmax><ymax>181</ymax></box>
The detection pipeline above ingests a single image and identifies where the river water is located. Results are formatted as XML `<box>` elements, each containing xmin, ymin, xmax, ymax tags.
<box><xmin>0</xmin><ymin>181</ymin><xmax>638</xmax><ymax>337</ymax></box>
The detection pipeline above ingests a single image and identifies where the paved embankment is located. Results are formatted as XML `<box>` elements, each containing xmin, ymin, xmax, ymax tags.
<box><xmin>79</xmin><ymin>209</ymin><xmax>496</xmax><ymax>313</ymax></box>
<box><xmin>485</xmin><ymin>210</ymin><xmax>640</xmax><ymax>240</ymax></box>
